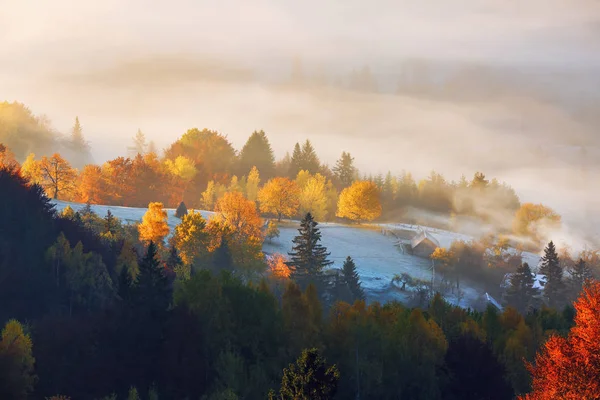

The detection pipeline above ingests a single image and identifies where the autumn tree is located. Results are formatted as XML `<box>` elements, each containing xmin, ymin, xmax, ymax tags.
<box><xmin>0</xmin><ymin>143</ymin><xmax>19</xmax><ymax>171</ymax></box>
<box><xmin>246</xmin><ymin>166</ymin><xmax>260</xmax><ymax>202</ymax></box>
<box><xmin>539</xmin><ymin>241</ymin><xmax>565</xmax><ymax>308</ymax></box>
<box><xmin>201</xmin><ymin>181</ymin><xmax>217</xmax><ymax>210</ymax></box>
<box><xmin>297</xmin><ymin>172</ymin><xmax>329</xmax><ymax>221</ymax></box>
<box><xmin>138</xmin><ymin>202</ymin><xmax>170</xmax><ymax>245</ymax></box>
<box><xmin>268</xmin><ymin>253</ymin><xmax>292</xmax><ymax>280</ymax></box>
<box><xmin>39</xmin><ymin>153</ymin><xmax>78</xmax><ymax>199</ymax></box>
<box><xmin>520</xmin><ymin>281</ymin><xmax>600</xmax><ymax>399</ymax></box>
<box><xmin>0</xmin><ymin>319</ymin><xmax>36</xmax><ymax>399</ymax></box>
<box><xmin>238</xmin><ymin>130</ymin><xmax>275</xmax><ymax>178</ymax></box>
<box><xmin>276</xmin><ymin>348</ymin><xmax>340</xmax><ymax>400</ymax></box>
<box><xmin>258</xmin><ymin>177</ymin><xmax>301</xmax><ymax>221</ymax></box>
<box><xmin>172</xmin><ymin>210</ymin><xmax>210</xmax><ymax>267</ymax></box>
<box><xmin>20</xmin><ymin>153</ymin><xmax>42</xmax><ymax>184</ymax></box>
<box><xmin>165</xmin><ymin>155</ymin><xmax>197</xmax><ymax>200</ymax></box>
<box><xmin>128</xmin><ymin>129</ymin><xmax>147</xmax><ymax>156</ymax></box>
<box><xmin>332</xmin><ymin>151</ymin><xmax>357</xmax><ymax>188</ymax></box>
<box><xmin>76</xmin><ymin>164</ymin><xmax>105</xmax><ymax>204</ymax></box>
<box><xmin>336</xmin><ymin>180</ymin><xmax>382</xmax><ymax>223</ymax></box>
<box><xmin>211</xmin><ymin>191</ymin><xmax>264</xmax><ymax>273</ymax></box>
<box><xmin>265</xmin><ymin>220</ymin><xmax>280</xmax><ymax>243</ymax></box>
<box><xmin>513</xmin><ymin>203</ymin><xmax>561</xmax><ymax>245</ymax></box>
<box><xmin>287</xmin><ymin>213</ymin><xmax>333</xmax><ymax>290</ymax></box>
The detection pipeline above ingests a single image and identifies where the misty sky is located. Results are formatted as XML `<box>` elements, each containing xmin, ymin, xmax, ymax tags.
<box><xmin>2</xmin><ymin>0</ymin><xmax>600</xmax><ymax>243</ymax></box>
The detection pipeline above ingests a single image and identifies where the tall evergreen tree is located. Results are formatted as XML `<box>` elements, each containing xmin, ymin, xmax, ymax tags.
<box><xmin>341</xmin><ymin>256</ymin><xmax>365</xmax><ymax>302</ymax></box>
<box><xmin>569</xmin><ymin>258</ymin><xmax>592</xmax><ymax>299</ymax></box>
<box><xmin>104</xmin><ymin>210</ymin><xmax>117</xmax><ymax>235</ymax></box>
<box><xmin>69</xmin><ymin>116</ymin><xmax>91</xmax><ymax>168</ymax></box>
<box><xmin>238</xmin><ymin>130</ymin><xmax>275</xmax><ymax>178</ymax></box>
<box><xmin>175</xmin><ymin>201</ymin><xmax>188</xmax><ymax>219</ymax></box>
<box><xmin>128</xmin><ymin>129</ymin><xmax>147</xmax><ymax>156</ymax></box>
<box><xmin>286</xmin><ymin>213</ymin><xmax>333</xmax><ymax>290</ymax></box>
<box><xmin>539</xmin><ymin>241</ymin><xmax>564</xmax><ymax>308</ymax></box>
<box><xmin>118</xmin><ymin>264</ymin><xmax>133</xmax><ymax>302</ymax></box>
<box><xmin>277</xmin><ymin>348</ymin><xmax>340</xmax><ymax>400</ymax></box>
<box><xmin>134</xmin><ymin>241</ymin><xmax>171</xmax><ymax>313</ymax></box>
<box><xmin>300</xmin><ymin>140</ymin><xmax>320</xmax><ymax>174</ymax></box>
<box><xmin>332</xmin><ymin>151</ymin><xmax>357</xmax><ymax>188</ymax></box>
<box><xmin>505</xmin><ymin>262</ymin><xmax>538</xmax><ymax>314</ymax></box>
<box><xmin>289</xmin><ymin>143</ymin><xmax>303</xmax><ymax>178</ymax></box>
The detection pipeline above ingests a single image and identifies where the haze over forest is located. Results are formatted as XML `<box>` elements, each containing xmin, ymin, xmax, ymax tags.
<box><xmin>2</xmin><ymin>0</ymin><xmax>600</xmax><ymax>240</ymax></box>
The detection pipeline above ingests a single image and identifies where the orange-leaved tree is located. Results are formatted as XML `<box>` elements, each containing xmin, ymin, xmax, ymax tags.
<box><xmin>336</xmin><ymin>180</ymin><xmax>382</xmax><ymax>223</ymax></box>
<box><xmin>138</xmin><ymin>202</ymin><xmax>170</xmax><ymax>245</ymax></box>
<box><xmin>39</xmin><ymin>153</ymin><xmax>78</xmax><ymax>199</ymax></box>
<box><xmin>519</xmin><ymin>280</ymin><xmax>600</xmax><ymax>400</ymax></box>
<box><xmin>258</xmin><ymin>177</ymin><xmax>300</xmax><ymax>221</ymax></box>
<box><xmin>211</xmin><ymin>191</ymin><xmax>264</xmax><ymax>272</ymax></box>
<box><xmin>76</xmin><ymin>164</ymin><xmax>105</xmax><ymax>204</ymax></box>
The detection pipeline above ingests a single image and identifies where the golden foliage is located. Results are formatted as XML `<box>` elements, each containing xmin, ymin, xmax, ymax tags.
<box><xmin>298</xmin><ymin>172</ymin><xmax>329</xmax><ymax>221</ymax></box>
<box><xmin>258</xmin><ymin>177</ymin><xmax>300</xmax><ymax>221</ymax></box>
<box><xmin>21</xmin><ymin>153</ymin><xmax>42</xmax><ymax>184</ymax></box>
<box><xmin>39</xmin><ymin>153</ymin><xmax>78</xmax><ymax>200</ymax></box>
<box><xmin>164</xmin><ymin>155</ymin><xmax>197</xmax><ymax>182</ymax></box>
<box><xmin>138</xmin><ymin>202</ymin><xmax>170</xmax><ymax>245</ymax></box>
<box><xmin>513</xmin><ymin>203</ymin><xmax>561</xmax><ymax>236</ymax></box>
<box><xmin>268</xmin><ymin>253</ymin><xmax>293</xmax><ymax>279</ymax></box>
<box><xmin>76</xmin><ymin>165</ymin><xmax>104</xmax><ymax>204</ymax></box>
<box><xmin>172</xmin><ymin>210</ymin><xmax>209</xmax><ymax>266</ymax></box>
<box><xmin>212</xmin><ymin>192</ymin><xmax>264</xmax><ymax>266</ymax></box>
<box><xmin>336</xmin><ymin>180</ymin><xmax>382</xmax><ymax>222</ymax></box>
<box><xmin>246</xmin><ymin>166</ymin><xmax>260</xmax><ymax>202</ymax></box>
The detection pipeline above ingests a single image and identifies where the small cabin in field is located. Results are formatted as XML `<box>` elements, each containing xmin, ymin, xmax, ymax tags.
<box><xmin>409</xmin><ymin>230</ymin><xmax>440</xmax><ymax>258</ymax></box>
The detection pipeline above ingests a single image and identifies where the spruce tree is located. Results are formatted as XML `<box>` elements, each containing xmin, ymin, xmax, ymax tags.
<box><xmin>332</xmin><ymin>151</ymin><xmax>357</xmax><ymax>188</ymax></box>
<box><xmin>569</xmin><ymin>258</ymin><xmax>592</xmax><ymax>298</ymax></box>
<box><xmin>166</xmin><ymin>243</ymin><xmax>188</xmax><ymax>281</ymax></box>
<box><xmin>134</xmin><ymin>241</ymin><xmax>171</xmax><ymax>313</ymax></box>
<box><xmin>238</xmin><ymin>130</ymin><xmax>275</xmax><ymax>178</ymax></box>
<box><xmin>300</xmin><ymin>139</ymin><xmax>320</xmax><ymax>174</ymax></box>
<box><xmin>289</xmin><ymin>142</ymin><xmax>303</xmax><ymax>178</ymax></box>
<box><xmin>539</xmin><ymin>241</ymin><xmax>564</xmax><ymax>308</ymax></box>
<box><xmin>104</xmin><ymin>210</ymin><xmax>116</xmax><ymax>234</ymax></box>
<box><xmin>118</xmin><ymin>264</ymin><xmax>133</xmax><ymax>302</ymax></box>
<box><xmin>505</xmin><ymin>262</ymin><xmax>538</xmax><ymax>314</ymax></box>
<box><xmin>286</xmin><ymin>213</ymin><xmax>333</xmax><ymax>290</ymax></box>
<box><xmin>342</xmin><ymin>256</ymin><xmax>365</xmax><ymax>302</ymax></box>
<box><xmin>128</xmin><ymin>129</ymin><xmax>147</xmax><ymax>156</ymax></box>
<box><xmin>278</xmin><ymin>348</ymin><xmax>340</xmax><ymax>400</ymax></box>
<box><xmin>175</xmin><ymin>201</ymin><xmax>188</xmax><ymax>219</ymax></box>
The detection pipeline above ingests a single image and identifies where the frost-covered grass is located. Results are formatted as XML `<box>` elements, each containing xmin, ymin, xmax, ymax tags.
<box><xmin>52</xmin><ymin>200</ymin><xmax>541</xmax><ymax>309</ymax></box>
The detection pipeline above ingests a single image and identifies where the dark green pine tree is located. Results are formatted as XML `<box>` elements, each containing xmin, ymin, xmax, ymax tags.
<box><xmin>332</xmin><ymin>151</ymin><xmax>357</xmax><ymax>188</ymax></box>
<box><xmin>104</xmin><ymin>210</ymin><xmax>117</xmax><ymax>234</ymax></box>
<box><xmin>286</xmin><ymin>213</ymin><xmax>333</xmax><ymax>290</ymax></box>
<box><xmin>569</xmin><ymin>258</ymin><xmax>592</xmax><ymax>298</ymax></box>
<box><xmin>118</xmin><ymin>264</ymin><xmax>133</xmax><ymax>302</ymax></box>
<box><xmin>175</xmin><ymin>201</ymin><xmax>188</xmax><ymax>219</ymax></box>
<box><xmin>238</xmin><ymin>130</ymin><xmax>276</xmax><ymax>178</ymax></box>
<box><xmin>442</xmin><ymin>333</ymin><xmax>514</xmax><ymax>400</ymax></box>
<box><xmin>277</xmin><ymin>348</ymin><xmax>340</xmax><ymax>400</ymax></box>
<box><xmin>289</xmin><ymin>142</ymin><xmax>303</xmax><ymax>178</ymax></box>
<box><xmin>342</xmin><ymin>256</ymin><xmax>365</xmax><ymax>302</ymax></box>
<box><xmin>538</xmin><ymin>241</ymin><xmax>565</xmax><ymax>308</ymax></box>
<box><xmin>300</xmin><ymin>140</ymin><xmax>320</xmax><ymax>174</ymax></box>
<box><xmin>212</xmin><ymin>238</ymin><xmax>234</xmax><ymax>273</ymax></box>
<box><xmin>134</xmin><ymin>241</ymin><xmax>171</xmax><ymax>313</ymax></box>
<box><xmin>505</xmin><ymin>262</ymin><xmax>538</xmax><ymax>314</ymax></box>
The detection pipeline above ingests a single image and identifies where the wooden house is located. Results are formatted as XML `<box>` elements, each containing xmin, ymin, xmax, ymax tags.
<box><xmin>409</xmin><ymin>230</ymin><xmax>440</xmax><ymax>258</ymax></box>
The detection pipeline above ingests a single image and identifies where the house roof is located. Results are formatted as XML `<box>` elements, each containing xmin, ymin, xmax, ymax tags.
<box><xmin>411</xmin><ymin>229</ymin><xmax>440</xmax><ymax>249</ymax></box>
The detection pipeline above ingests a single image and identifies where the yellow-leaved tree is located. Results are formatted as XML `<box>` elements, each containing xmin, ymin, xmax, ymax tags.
<box><xmin>165</xmin><ymin>155</ymin><xmax>197</xmax><ymax>200</ymax></box>
<box><xmin>297</xmin><ymin>172</ymin><xmax>328</xmax><ymax>221</ymax></box>
<box><xmin>246</xmin><ymin>166</ymin><xmax>260</xmax><ymax>202</ymax></box>
<box><xmin>512</xmin><ymin>203</ymin><xmax>561</xmax><ymax>247</ymax></box>
<box><xmin>21</xmin><ymin>153</ymin><xmax>43</xmax><ymax>184</ymax></box>
<box><xmin>172</xmin><ymin>210</ymin><xmax>210</xmax><ymax>267</ymax></box>
<box><xmin>336</xmin><ymin>180</ymin><xmax>382</xmax><ymax>223</ymax></box>
<box><xmin>39</xmin><ymin>153</ymin><xmax>78</xmax><ymax>200</ymax></box>
<box><xmin>258</xmin><ymin>177</ymin><xmax>300</xmax><ymax>221</ymax></box>
<box><xmin>138</xmin><ymin>202</ymin><xmax>170</xmax><ymax>245</ymax></box>
<box><xmin>0</xmin><ymin>319</ymin><xmax>36</xmax><ymax>399</ymax></box>
<box><xmin>210</xmin><ymin>192</ymin><xmax>264</xmax><ymax>274</ymax></box>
